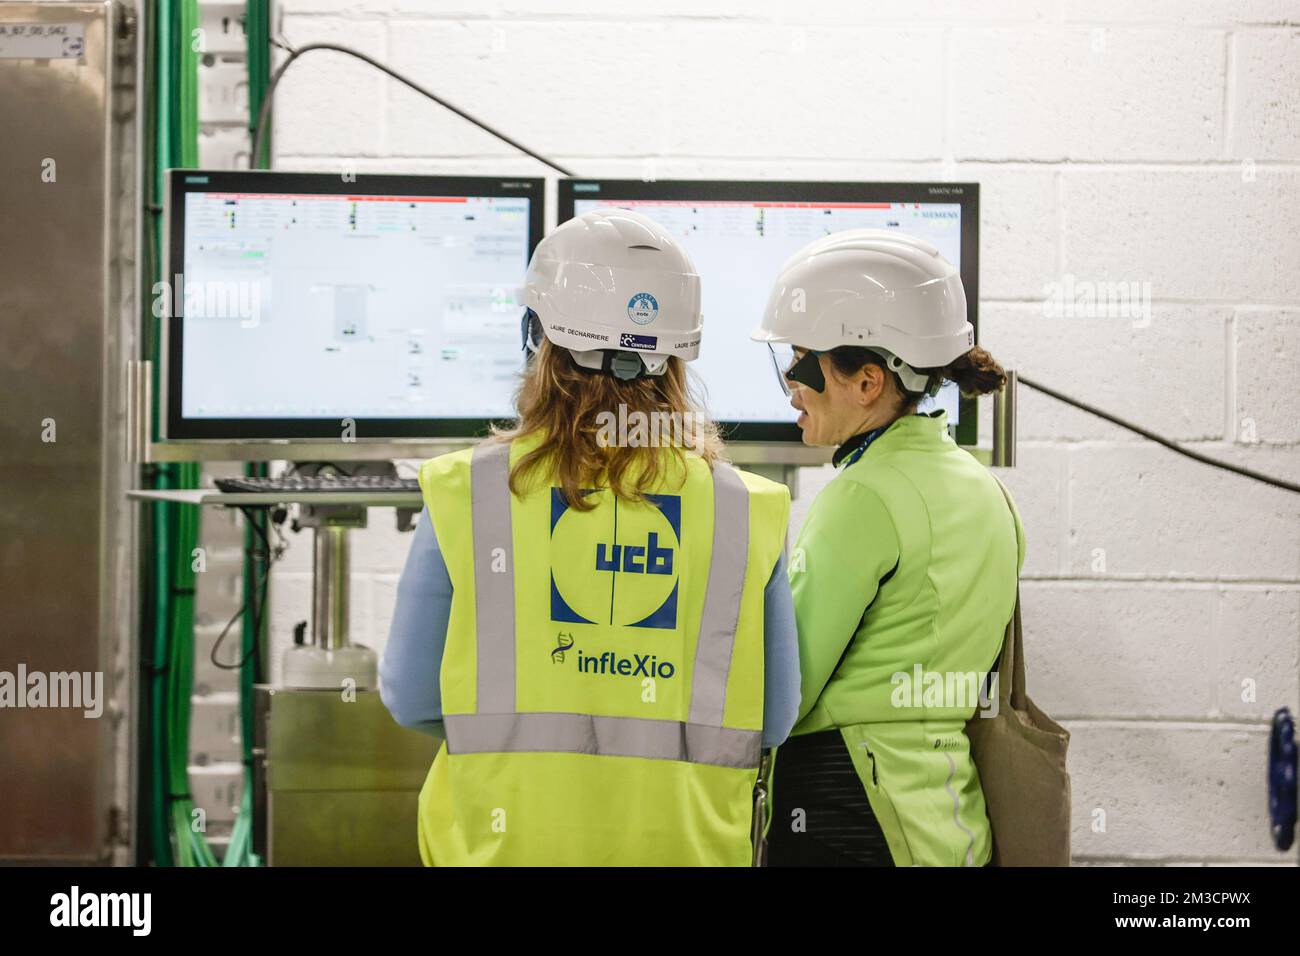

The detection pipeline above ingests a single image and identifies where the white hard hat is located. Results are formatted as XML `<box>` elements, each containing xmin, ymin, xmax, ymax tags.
<box><xmin>751</xmin><ymin>229</ymin><xmax>973</xmax><ymax>393</ymax></box>
<box><xmin>523</xmin><ymin>208</ymin><xmax>702</xmax><ymax>378</ymax></box>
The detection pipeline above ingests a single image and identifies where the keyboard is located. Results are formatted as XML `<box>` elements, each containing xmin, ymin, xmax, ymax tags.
<box><xmin>213</xmin><ymin>475</ymin><xmax>421</xmax><ymax>494</ymax></box>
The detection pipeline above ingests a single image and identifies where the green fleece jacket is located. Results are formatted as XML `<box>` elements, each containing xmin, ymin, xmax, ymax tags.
<box><xmin>785</xmin><ymin>409</ymin><xmax>1024</xmax><ymax>865</ymax></box>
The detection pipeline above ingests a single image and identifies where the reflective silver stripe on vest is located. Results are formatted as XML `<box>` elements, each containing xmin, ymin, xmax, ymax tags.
<box><xmin>688</xmin><ymin>462</ymin><xmax>750</xmax><ymax>727</ymax></box>
<box><xmin>470</xmin><ymin>441</ymin><xmax>515</xmax><ymax>713</ymax></box>
<box><xmin>443</xmin><ymin>712</ymin><xmax>761</xmax><ymax>770</ymax></box>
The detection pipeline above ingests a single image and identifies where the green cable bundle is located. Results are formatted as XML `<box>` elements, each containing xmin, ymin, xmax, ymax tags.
<box><xmin>143</xmin><ymin>0</ymin><xmax>270</xmax><ymax>867</ymax></box>
<box><xmin>222</xmin><ymin>0</ymin><xmax>273</xmax><ymax>870</ymax></box>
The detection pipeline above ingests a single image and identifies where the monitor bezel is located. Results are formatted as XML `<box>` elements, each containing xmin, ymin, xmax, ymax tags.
<box><xmin>162</xmin><ymin>169</ymin><xmax>545</xmax><ymax>441</ymax></box>
<box><xmin>557</xmin><ymin>178</ymin><xmax>981</xmax><ymax>447</ymax></box>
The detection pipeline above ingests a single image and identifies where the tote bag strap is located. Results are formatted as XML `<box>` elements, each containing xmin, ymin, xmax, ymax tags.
<box><xmin>991</xmin><ymin>475</ymin><xmax>1028</xmax><ymax>712</ymax></box>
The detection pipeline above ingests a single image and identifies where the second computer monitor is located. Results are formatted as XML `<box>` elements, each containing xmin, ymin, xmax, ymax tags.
<box><xmin>559</xmin><ymin>179</ymin><xmax>980</xmax><ymax>446</ymax></box>
<box><xmin>163</xmin><ymin>170</ymin><xmax>544</xmax><ymax>442</ymax></box>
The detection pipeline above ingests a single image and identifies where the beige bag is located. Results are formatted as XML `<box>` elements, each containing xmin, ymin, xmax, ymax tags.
<box><xmin>965</xmin><ymin>483</ymin><xmax>1072</xmax><ymax>866</ymax></box>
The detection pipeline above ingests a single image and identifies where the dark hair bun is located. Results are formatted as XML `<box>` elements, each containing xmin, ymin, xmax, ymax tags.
<box><xmin>942</xmin><ymin>346</ymin><xmax>1007</xmax><ymax>396</ymax></box>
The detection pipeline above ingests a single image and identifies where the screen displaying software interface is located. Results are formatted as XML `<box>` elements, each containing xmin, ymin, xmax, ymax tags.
<box><xmin>180</xmin><ymin>190</ymin><xmax>532</xmax><ymax>420</ymax></box>
<box><xmin>574</xmin><ymin>197</ymin><xmax>965</xmax><ymax>425</ymax></box>
<box><xmin>180</xmin><ymin>189</ymin><xmax>963</xmax><ymax>427</ymax></box>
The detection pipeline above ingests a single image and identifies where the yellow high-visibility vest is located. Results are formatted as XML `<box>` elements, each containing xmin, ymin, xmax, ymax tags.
<box><xmin>416</xmin><ymin>433</ymin><xmax>790</xmax><ymax>865</ymax></box>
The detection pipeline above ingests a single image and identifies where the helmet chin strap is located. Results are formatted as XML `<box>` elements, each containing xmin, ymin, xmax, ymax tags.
<box><xmin>568</xmin><ymin>348</ymin><xmax>668</xmax><ymax>381</ymax></box>
<box><xmin>863</xmin><ymin>347</ymin><xmax>939</xmax><ymax>397</ymax></box>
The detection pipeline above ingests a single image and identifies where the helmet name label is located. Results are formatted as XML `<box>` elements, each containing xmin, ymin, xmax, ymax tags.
<box><xmin>549</xmin><ymin>323</ymin><xmax>608</xmax><ymax>343</ymax></box>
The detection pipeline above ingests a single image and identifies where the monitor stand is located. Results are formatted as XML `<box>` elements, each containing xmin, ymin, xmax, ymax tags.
<box><xmin>279</xmin><ymin>460</ymin><xmax>417</xmax><ymax>691</ymax></box>
<box><xmin>281</xmin><ymin>502</ymin><xmax>379</xmax><ymax>691</ymax></box>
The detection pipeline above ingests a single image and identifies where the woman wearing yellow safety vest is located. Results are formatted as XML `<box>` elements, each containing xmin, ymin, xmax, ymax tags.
<box><xmin>381</xmin><ymin>209</ymin><xmax>799</xmax><ymax>866</ymax></box>
<box><xmin>752</xmin><ymin>230</ymin><xmax>1023</xmax><ymax>867</ymax></box>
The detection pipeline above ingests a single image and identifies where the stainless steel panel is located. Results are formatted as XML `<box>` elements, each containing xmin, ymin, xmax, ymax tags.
<box><xmin>264</xmin><ymin>688</ymin><xmax>439</xmax><ymax>792</ymax></box>
<box><xmin>0</xmin><ymin>2</ymin><xmax>130</xmax><ymax>862</ymax></box>
<box><xmin>257</xmin><ymin>687</ymin><xmax>441</xmax><ymax>866</ymax></box>
<box><xmin>268</xmin><ymin>790</ymin><xmax>427</xmax><ymax>867</ymax></box>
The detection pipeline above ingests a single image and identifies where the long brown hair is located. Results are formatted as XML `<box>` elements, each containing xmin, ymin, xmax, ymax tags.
<box><xmin>492</xmin><ymin>339</ymin><xmax>725</xmax><ymax>511</ymax></box>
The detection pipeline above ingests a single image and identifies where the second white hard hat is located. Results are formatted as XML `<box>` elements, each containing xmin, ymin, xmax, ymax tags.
<box><xmin>751</xmin><ymin>229</ymin><xmax>973</xmax><ymax>390</ymax></box>
<box><xmin>524</xmin><ymin>208</ymin><xmax>702</xmax><ymax>378</ymax></box>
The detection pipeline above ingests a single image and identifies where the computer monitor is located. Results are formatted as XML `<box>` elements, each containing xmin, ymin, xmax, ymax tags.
<box><xmin>161</xmin><ymin>170</ymin><xmax>544</xmax><ymax>445</ymax></box>
<box><xmin>558</xmin><ymin>180</ymin><xmax>981</xmax><ymax>447</ymax></box>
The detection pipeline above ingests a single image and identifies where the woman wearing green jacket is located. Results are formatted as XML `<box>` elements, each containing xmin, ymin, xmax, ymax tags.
<box><xmin>753</xmin><ymin>231</ymin><xmax>1023</xmax><ymax>866</ymax></box>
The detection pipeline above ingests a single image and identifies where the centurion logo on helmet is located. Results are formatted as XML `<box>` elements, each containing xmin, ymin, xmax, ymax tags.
<box><xmin>522</xmin><ymin>209</ymin><xmax>702</xmax><ymax>377</ymax></box>
<box><xmin>619</xmin><ymin>332</ymin><xmax>657</xmax><ymax>351</ymax></box>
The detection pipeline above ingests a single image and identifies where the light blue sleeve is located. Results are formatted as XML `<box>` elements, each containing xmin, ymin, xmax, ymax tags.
<box><xmin>379</xmin><ymin>507</ymin><xmax>451</xmax><ymax>736</ymax></box>
<box><xmin>762</xmin><ymin>549</ymin><xmax>800</xmax><ymax>749</ymax></box>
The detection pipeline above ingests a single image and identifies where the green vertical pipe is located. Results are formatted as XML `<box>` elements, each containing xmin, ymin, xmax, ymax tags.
<box><xmin>226</xmin><ymin>0</ymin><xmax>274</xmax><ymax>866</ymax></box>
<box><xmin>144</xmin><ymin>0</ymin><xmax>270</xmax><ymax>865</ymax></box>
<box><xmin>146</xmin><ymin>0</ymin><xmax>206</xmax><ymax>865</ymax></box>
<box><xmin>246</xmin><ymin>1</ymin><xmax>272</xmax><ymax>170</ymax></box>
<box><xmin>166</xmin><ymin>0</ymin><xmax>210</xmax><ymax>864</ymax></box>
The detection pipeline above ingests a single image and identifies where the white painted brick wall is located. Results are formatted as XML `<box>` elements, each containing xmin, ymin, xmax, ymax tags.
<box><xmin>263</xmin><ymin>0</ymin><xmax>1300</xmax><ymax>864</ymax></box>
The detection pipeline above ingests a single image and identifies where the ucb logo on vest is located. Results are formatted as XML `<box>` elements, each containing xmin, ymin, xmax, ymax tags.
<box><xmin>550</xmin><ymin>489</ymin><xmax>680</xmax><ymax>630</ymax></box>
<box><xmin>595</xmin><ymin>533</ymin><xmax>673</xmax><ymax>575</ymax></box>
